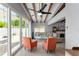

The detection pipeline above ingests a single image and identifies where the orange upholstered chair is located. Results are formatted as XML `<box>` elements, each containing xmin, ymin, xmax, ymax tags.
<box><xmin>42</xmin><ymin>37</ymin><xmax>57</xmax><ymax>53</ymax></box>
<box><xmin>22</xmin><ymin>37</ymin><xmax>37</xmax><ymax>51</ymax></box>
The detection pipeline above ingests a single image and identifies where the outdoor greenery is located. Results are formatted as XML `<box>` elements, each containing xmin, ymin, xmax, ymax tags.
<box><xmin>0</xmin><ymin>16</ymin><xmax>29</xmax><ymax>28</ymax></box>
<box><xmin>0</xmin><ymin>21</ymin><xmax>6</xmax><ymax>28</ymax></box>
<box><xmin>11</xmin><ymin>19</ymin><xmax>25</xmax><ymax>28</ymax></box>
<box><xmin>11</xmin><ymin>17</ymin><xmax>29</xmax><ymax>28</ymax></box>
<box><xmin>0</xmin><ymin>19</ymin><xmax>29</xmax><ymax>28</ymax></box>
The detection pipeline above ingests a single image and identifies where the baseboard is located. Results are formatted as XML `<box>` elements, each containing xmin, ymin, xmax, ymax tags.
<box><xmin>12</xmin><ymin>45</ymin><xmax>23</xmax><ymax>56</ymax></box>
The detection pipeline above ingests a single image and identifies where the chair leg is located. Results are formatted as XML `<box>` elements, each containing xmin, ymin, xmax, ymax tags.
<box><xmin>53</xmin><ymin>49</ymin><xmax>55</xmax><ymax>53</ymax></box>
<box><xmin>42</xmin><ymin>46</ymin><xmax>44</xmax><ymax>49</ymax></box>
<box><xmin>45</xmin><ymin>49</ymin><xmax>48</xmax><ymax>53</ymax></box>
<box><xmin>24</xmin><ymin>47</ymin><xmax>26</xmax><ymax>50</ymax></box>
<box><xmin>30</xmin><ymin>49</ymin><xmax>32</xmax><ymax>52</ymax></box>
<box><xmin>36</xmin><ymin>46</ymin><xmax>37</xmax><ymax>49</ymax></box>
<box><xmin>46</xmin><ymin>50</ymin><xmax>48</xmax><ymax>53</ymax></box>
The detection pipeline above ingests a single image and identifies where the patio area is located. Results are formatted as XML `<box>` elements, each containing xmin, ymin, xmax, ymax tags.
<box><xmin>0</xmin><ymin>28</ymin><xmax>25</xmax><ymax>55</ymax></box>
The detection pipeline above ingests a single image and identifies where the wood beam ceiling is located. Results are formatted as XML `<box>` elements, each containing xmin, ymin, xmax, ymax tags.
<box><xmin>53</xmin><ymin>3</ymin><xmax>65</xmax><ymax>17</ymax></box>
<box><xmin>21</xmin><ymin>3</ymin><xmax>30</xmax><ymax>20</ymax></box>
<box><xmin>32</xmin><ymin>3</ymin><xmax>37</xmax><ymax>22</ymax></box>
<box><xmin>47</xmin><ymin>3</ymin><xmax>65</xmax><ymax>23</ymax></box>
<box><xmin>44</xmin><ymin>3</ymin><xmax>53</xmax><ymax>22</ymax></box>
<box><xmin>39</xmin><ymin>3</ymin><xmax>42</xmax><ymax>23</ymax></box>
<box><xmin>41</xmin><ymin>3</ymin><xmax>44</xmax><ymax>23</ymax></box>
<box><xmin>21</xmin><ymin>3</ymin><xmax>65</xmax><ymax>23</ymax></box>
<box><xmin>23</xmin><ymin>3</ymin><xmax>33</xmax><ymax>21</ymax></box>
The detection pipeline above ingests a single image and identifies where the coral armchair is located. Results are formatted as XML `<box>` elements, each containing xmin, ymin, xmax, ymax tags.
<box><xmin>42</xmin><ymin>38</ymin><xmax>57</xmax><ymax>53</ymax></box>
<box><xmin>22</xmin><ymin>37</ymin><xmax>37</xmax><ymax>51</ymax></box>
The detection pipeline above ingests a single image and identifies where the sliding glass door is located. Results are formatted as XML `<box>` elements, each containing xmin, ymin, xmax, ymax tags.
<box><xmin>0</xmin><ymin>4</ymin><xmax>8</xmax><ymax>55</ymax></box>
<box><xmin>22</xmin><ymin>18</ymin><xmax>25</xmax><ymax>37</ymax></box>
<box><xmin>0</xmin><ymin>4</ymin><xmax>30</xmax><ymax>56</ymax></box>
<box><xmin>11</xmin><ymin>11</ymin><xmax>20</xmax><ymax>53</ymax></box>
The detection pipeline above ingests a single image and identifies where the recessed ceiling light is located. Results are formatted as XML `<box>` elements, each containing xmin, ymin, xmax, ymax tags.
<box><xmin>37</xmin><ymin>13</ymin><xmax>42</xmax><ymax>16</ymax></box>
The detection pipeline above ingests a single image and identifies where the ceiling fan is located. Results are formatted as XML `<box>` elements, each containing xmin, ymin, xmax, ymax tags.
<box><xmin>28</xmin><ymin>4</ymin><xmax>51</xmax><ymax>15</ymax></box>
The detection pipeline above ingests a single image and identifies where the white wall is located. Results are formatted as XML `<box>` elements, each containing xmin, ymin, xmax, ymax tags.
<box><xmin>48</xmin><ymin>3</ymin><xmax>79</xmax><ymax>49</ymax></box>
<box><xmin>32</xmin><ymin>23</ymin><xmax>46</xmax><ymax>28</ymax></box>
<box><xmin>31</xmin><ymin>23</ymin><xmax>53</xmax><ymax>33</ymax></box>
<box><xmin>32</xmin><ymin>23</ymin><xmax>46</xmax><ymax>32</ymax></box>
<box><xmin>45</xmin><ymin>24</ymin><xmax>52</xmax><ymax>32</ymax></box>
<box><xmin>65</xmin><ymin>4</ymin><xmax>79</xmax><ymax>49</ymax></box>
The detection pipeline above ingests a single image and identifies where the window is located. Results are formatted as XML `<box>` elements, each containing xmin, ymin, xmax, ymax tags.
<box><xmin>22</xmin><ymin>18</ymin><xmax>25</xmax><ymax>37</ymax></box>
<box><xmin>39</xmin><ymin>28</ymin><xmax>45</xmax><ymax>32</ymax></box>
<box><xmin>34</xmin><ymin>26</ymin><xmax>45</xmax><ymax>32</ymax></box>
<box><xmin>11</xmin><ymin>11</ymin><xmax>20</xmax><ymax>52</ymax></box>
<box><xmin>0</xmin><ymin>4</ymin><xmax>8</xmax><ymax>55</ymax></box>
<box><xmin>34</xmin><ymin>28</ymin><xmax>39</xmax><ymax>32</ymax></box>
<box><xmin>25</xmin><ymin>19</ymin><xmax>29</xmax><ymax>37</ymax></box>
<box><xmin>34</xmin><ymin>25</ymin><xmax>46</xmax><ymax>38</ymax></box>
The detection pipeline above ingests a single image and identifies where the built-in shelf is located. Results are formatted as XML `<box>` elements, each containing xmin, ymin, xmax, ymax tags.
<box><xmin>57</xmin><ymin>31</ymin><xmax>65</xmax><ymax>34</ymax></box>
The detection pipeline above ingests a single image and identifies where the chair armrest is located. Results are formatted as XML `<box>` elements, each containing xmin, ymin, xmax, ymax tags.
<box><xmin>42</xmin><ymin>41</ymin><xmax>47</xmax><ymax>49</ymax></box>
<box><xmin>32</xmin><ymin>40</ymin><xmax>37</xmax><ymax>43</ymax></box>
<box><xmin>31</xmin><ymin>40</ymin><xmax>37</xmax><ymax>48</ymax></box>
<box><xmin>43</xmin><ymin>40</ymin><xmax>47</xmax><ymax>43</ymax></box>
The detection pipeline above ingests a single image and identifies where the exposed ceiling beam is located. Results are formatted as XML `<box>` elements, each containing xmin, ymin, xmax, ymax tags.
<box><xmin>39</xmin><ymin>3</ymin><xmax>40</xmax><ymax>10</ymax></box>
<box><xmin>39</xmin><ymin>3</ymin><xmax>42</xmax><ymax>23</ymax></box>
<box><xmin>32</xmin><ymin>3</ymin><xmax>37</xmax><ymax>23</ymax></box>
<box><xmin>21</xmin><ymin>3</ymin><xmax>31</xmax><ymax>20</ymax></box>
<box><xmin>44</xmin><ymin>3</ymin><xmax>53</xmax><ymax>22</ymax></box>
<box><xmin>22</xmin><ymin>3</ymin><xmax>33</xmax><ymax>21</ymax></box>
<box><xmin>53</xmin><ymin>3</ymin><xmax>65</xmax><ymax>17</ymax></box>
<box><xmin>48</xmin><ymin>3</ymin><xmax>65</xmax><ymax>23</ymax></box>
<box><xmin>41</xmin><ymin>3</ymin><xmax>43</xmax><ymax>23</ymax></box>
<box><xmin>45</xmin><ymin>4</ymin><xmax>62</xmax><ymax>23</ymax></box>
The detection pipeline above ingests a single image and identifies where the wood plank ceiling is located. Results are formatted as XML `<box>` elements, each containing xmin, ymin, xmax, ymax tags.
<box><xmin>24</xmin><ymin>3</ymin><xmax>65</xmax><ymax>23</ymax></box>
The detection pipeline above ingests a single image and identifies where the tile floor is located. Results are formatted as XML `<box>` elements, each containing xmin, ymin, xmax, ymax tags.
<box><xmin>15</xmin><ymin>40</ymin><xmax>65</xmax><ymax>56</ymax></box>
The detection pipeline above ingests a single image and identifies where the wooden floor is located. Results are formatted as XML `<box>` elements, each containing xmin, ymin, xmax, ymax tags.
<box><xmin>66</xmin><ymin>49</ymin><xmax>79</xmax><ymax>56</ymax></box>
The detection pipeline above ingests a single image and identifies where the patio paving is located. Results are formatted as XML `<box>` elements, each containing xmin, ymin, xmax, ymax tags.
<box><xmin>0</xmin><ymin>41</ymin><xmax>19</xmax><ymax>55</ymax></box>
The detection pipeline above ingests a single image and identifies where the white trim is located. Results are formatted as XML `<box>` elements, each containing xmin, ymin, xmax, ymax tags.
<box><xmin>28</xmin><ymin>21</ymin><xmax>32</xmax><ymax>37</ymax></box>
<box><xmin>20</xmin><ymin>16</ymin><xmax>22</xmax><ymax>46</ymax></box>
<box><xmin>2</xmin><ymin>44</ymin><xmax>21</xmax><ymax>56</ymax></box>
<box><xmin>11</xmin><ymin>44</ymin><xmax>20</xmax><ymax>55</ymax></box>
<box><xmin>25</xmin><ymin>19</ymin><xmax>27</xmax><ymax>36</ymax></box>
<box><xmin>65</xmin><ymin>51</ymin><xmax>71</xmax><ymax>56</ymax></box>
<box><xmin>7</xmin><ymin>8</ymin><xmax>11</xmax><ymax>56</ymax></box>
